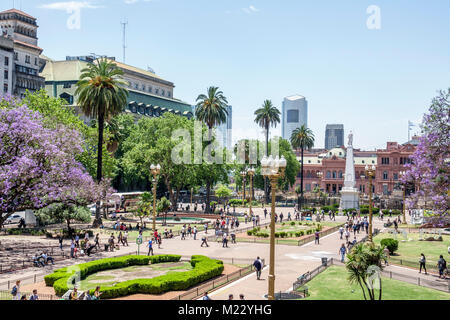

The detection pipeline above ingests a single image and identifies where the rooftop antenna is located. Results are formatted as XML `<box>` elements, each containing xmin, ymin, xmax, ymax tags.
<box><xmin>121</xmin><ymin>19</ymin><xmax>128</xmax><ymax>64</ymax></box>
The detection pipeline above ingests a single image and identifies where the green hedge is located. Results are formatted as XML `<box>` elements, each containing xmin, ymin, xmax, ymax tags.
<box><xmin>45</xmin><ymin>255</ymin><xmax>223</xmax><ymax>299</ymax></box>
<box><xmin>380</xmin><ymin>238</ymin><xmax>399</xmax><ymax>254</ymax></box>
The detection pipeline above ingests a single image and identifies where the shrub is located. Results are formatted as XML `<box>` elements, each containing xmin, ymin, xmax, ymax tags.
<box><xmin>46</xmin><ymin>255</ymin><xmax>223</xmax><ymax>298</ymax></box>
<box><xmin>290</xmin><ymin>221</ymin><xmax>295</xmax><ymax>226</ymax></box>
<box><xmin>282</xmin><ymin>223</ymin><xmax>285</xmax><ymax>226</ymax></box>
<box><xmin>321</xmin><ymin>206</ymin><xmax>331</xmax><ymax>213</ymax></box>
<box><xmin>380</xmin><ymin>238</ymin><xmax>399</xmax><ymax>254</ymax></box>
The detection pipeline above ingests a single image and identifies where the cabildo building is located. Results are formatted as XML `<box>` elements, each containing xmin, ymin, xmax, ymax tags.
<box><xmin>40</xmin><ymin>55</ymin><xmax>194</xmax><ymax>123</ymax></box>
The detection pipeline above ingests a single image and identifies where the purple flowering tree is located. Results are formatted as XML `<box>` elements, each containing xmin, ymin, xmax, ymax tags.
<box><xmin>0</xmin><ymin>106</ymin><xmax>102</xmax><ymax>226</ymax></box>
<box><xmin>402</xmin><ymin>89</ymin><xmax>450</xmax><ymax>221</ymax></box>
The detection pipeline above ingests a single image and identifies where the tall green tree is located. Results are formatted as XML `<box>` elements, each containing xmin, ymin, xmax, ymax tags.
<box><xmin>290</xmin><ymin>125</ymin><xmax>315</xmax><ymax>210</ymax></box>
<box><xmin>254</xmin><ymin>100</ymin><xmax>281</xmax><ymax>203</ymax></box>
<box><xmin>195</xmin><ymin>86</ymin><xmax>229</xmax><ymax>213</ymax></box>
<box><xmin>75</xmin><ymin>58</ymin><xmax>128</xmax><ymax>226</ymax></box>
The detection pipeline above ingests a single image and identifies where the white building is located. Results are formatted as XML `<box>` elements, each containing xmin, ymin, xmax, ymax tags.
<box><xmin>0</xmin><ymin>35</ymin><xmax>14</xmax><ymax>95</ymax></box>
<box><xmin>282</xmin><ymin>95</ymin><xmax>308</xmax><ymax>141</ymax></box>
<box><xmin>0</xmin><ymin>9</ymin><xmax>45</xmax><ymax>98</ymax></box>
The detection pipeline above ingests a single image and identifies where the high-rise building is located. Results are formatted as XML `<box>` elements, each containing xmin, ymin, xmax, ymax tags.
<box><xmin>325</xmin><ymin>124</ymin><xmax>344</xmax><ymax>150</ymax></box>
<box><xmin>282</xmin><ymin>95</ymin><xmax>308</xmax><ymax>141</ymax></box>
<box><xmin>216</xmin><ymin>105</ymin><xmax>232</xmax><ymax>150</ymax></box>
<box><xmin>0</xmin><ymin>9</ymin><xmax>45</xmax><ymax>98</ymax></box>
<box><xmin>0</xmin><ymin>35</ymin><xmax>14</xmax><ymax>96</ymax></box>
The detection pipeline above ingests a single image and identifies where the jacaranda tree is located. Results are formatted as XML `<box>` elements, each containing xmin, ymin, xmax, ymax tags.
<box><xmin>402</xmin><ymin>89</ymin><xmax>450</xmax><ymax>221</ymax></box>
<box><xmin>0</xmin><ymin>105</ymin><xmax>99</xmax><ymax>226</ymax></box>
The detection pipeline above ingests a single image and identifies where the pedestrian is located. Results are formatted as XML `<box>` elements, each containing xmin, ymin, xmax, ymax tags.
<box><xmin>92</xmin><ymin>286</ymin><xmax>102</xmax><ymax>300</ymax></box>
<box><xmin>383</xmin><ymin>246</ymin><xmax>390</xmax><ymax>266</ymax></box>
<box><xmin>339</xmin><ymin>226</ymin><xmax>344</xmax><ymax>240</ymax></box>
<box><xmin>75</xmin><ymin>234</ymin><xmax>80</xmax><ymax>248</ymax></box>
<box><xmin>280</xmin><ymin>213</ymin><xmax>284</xmax><ymax>223</ymax></box>
<box><xmin>94</xmin><ymin>233</ymin><xmax>100</xmax><ymax>249</ymax></box>
<box><xmin>419</xmin><ymin>253</ymin><xmax>427</xmax><ymax>274</ymax></box>
<box><xmin>253</xmin><ymin>256</ymin><xmax>263</xmax><ymax>280</ymax></box>
<box><xmin>228</xmin><ymin>294</ymin><xmax>234</xmax><ymax>300</ymax></box>
<box><xmin>239</xmin><ymin>294</ymin><xmax>245</xmax><ymax>300</ymax></box>
<box><xmin>339</xmin><ymin>244</ymin><xmax>347</xmax><ymax>263</ymax></box>
<box><xmin>314</xmin><ymin>231</ymin><xmax>320</xmax><ymax>245</ymax></box>
<box><xmin>264</xmin><ymin>208</ymin><xmax>267</xmax><ymax>219</ymax></box>
<box><xmin>193</xmin><ymin>226</ymin><xmax>198</xmax><ymax>240</ymax></box>
<box><xmin>222</xmin><ymin>233</ymin><xmax>228</xmax><ymax>248</ymax></box>
<box><xmin>437</xmin><ymin>255</ymin><xmax>447</xmax><ymax>279</ymax></box>
<box><xmin>157</xmin><ymin>234</ymin><xmax>162</xmax><ymax>249</ymax></box>
<box><xmin>147</xmin><ymin>239</ymin><xmax>154</xmax><ymax>256</ymax></box>
<box><xmin>204</xmin><ymin>222</ymin><xmax>208</xmax><ymax>234</ymax></box>
<box><xmin>201</xmin><ymin>236</ymin><xmax>209</xmax><ymax>247</ymax></box>
<box><xmin>70</xmin><ymin>239</ymin><xmax>75</xmax><ymax>258</ymax></box>
<box><xmin>202</xmin><ymin>292</ymin><xmax>211</xmax><ymax>300</ymax></box>
<box><xmin>11</xmin><ymin>280</ymin><xmax>20</xmax><ymax>300</ymax></box>
<box><xmin>123</xmin><ymin>231</ymin><xmax>128</xmax><ymax>246</ymax></box>
<box><xmin>29</xmin><ymin>289</ymin><xmax>39</xmax><ymax>300</ymax></box>
<box><xmin>181</xmin><ymin>225</ymin><xmax>186</xmax><ymax>240</ymax></box>
<box><xmin>58</xmin><ymin>235</ymin><xmax>63</xmax><ymax>250</ymax></box>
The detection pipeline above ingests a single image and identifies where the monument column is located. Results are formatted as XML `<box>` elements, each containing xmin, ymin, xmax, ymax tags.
<box><xmin>339</xmin><ymin>132</ymin><xmax>360</xmax><ymax>211</ymax></box>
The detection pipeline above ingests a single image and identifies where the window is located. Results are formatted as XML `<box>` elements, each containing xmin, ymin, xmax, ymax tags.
<box><xmin>332</xmin><ymin>171</ymin><xmax>337</xmax><ymax>179</ymax></box>
<box><xmin>338</xmin><ymin>171</ymin><xmax>343</xmax><ymax>179</ymax></box>
<box><xmin>14</xmin><ymin>52</ymin><xmax>18</xmax><ymax>61</ymax></box>
<box><xmin>3</xmin><ymin>83</ymin><xmax>8</xmax><ymax>93</ymax></box>
<box><xmin>142</xmin><ymin>85</ymin><xmax>146</xmax><ymax>91</ymax></box>
<box><xmin>155</xmin><ymin>88</ymin><xmax>159</xmax><ymax>94</ymax></box>
<box><xmin>63</xmin><ymin>83</ymin><xmax>72</xmax><ymax>89</ymax></box>
<box><xmin>4</xmin><ymin>56</ymin><xmax>9</xmax><ymax>66</ymax></box>
<box><xmin>148</xmin><ymin>86</ymin><xmax>152</xmax><ymax>93</ymax></box>
<box><xmin>326</xmin><ymin>171</ymin><xmax>331</xmax><ymax>179</ymax></box>
<box><xmin>286</xmin><ymin>110</ymin><xmax>299</xmax><ymax>123</ymax></box>
<box><xmin>383</xmin><ymin>171</ymin><xmax>388</xmax><ymax>180</ymax></box>
<box><xmin>381</xmin><ymin>157</ymin><xmax>390</xmax><ymax>165</ymax></box>
<box><xmin>168</xmin><ymin>91</ymin><xmax>171</xmax><ymax>97</ymax></box>
<box><xmin>383</xmin><ymin>185</ymin><xmax>389</xmax><ymax>195</ymax></box>
<box><xmin>34</xmin><ymin>57</ymin><xmax>38</xmax><ymax>66</ymax></box>
<box><xmin>134</xmin><ymin>83</ymin><xmax>139</xmax><ymax>89</ymax></box>
<box><xmin>393</xmin><ymin>173</ymin><xmax>398</xmax><ymax>181</ymax></box>
<box><xmin>305</xmin><ymin>184</ymin><xmax>311</xmax><ymax>192</ymax></box>
<box><xmin>4</xmin><ymin>70</ymin><xmax>8</xmax><ymax>80</ymax></box>
<box><xmin>25</xmin><ymin>55</ymin><xmax>30</xmax><ymax>64</ymax></box>
<box><xmin>161</xmin><ymin>89</ymin><xmax>165</xmax><ymax>96</ymax></box>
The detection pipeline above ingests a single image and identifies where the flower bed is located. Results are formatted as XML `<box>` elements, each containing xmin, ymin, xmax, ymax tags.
<box><xmin>44</xmin><ymin>254</ymin><xmax>224</xmax><ymax>299</ymax></box>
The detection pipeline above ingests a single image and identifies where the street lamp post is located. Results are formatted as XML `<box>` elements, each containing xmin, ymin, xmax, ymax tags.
<box><xmin>261</xmin><ymin>155</ymin><xmax>287</xmax><ymax>301</ymax></box>
<box><xmin>364</xmin><ymin>165</ymin><xmax>376</xmax><ymax>242</ymax></box>
<box><xmin>240</xmin><ymin>171</ymin><xmax>247</xmax><ymax>203</ymax></box>
<box><xmin>399</xmin><ymin>171</ymin><xmax>407</xmax><ymax>224</ymax></box>
<box><xmin>247</xmin><ymin>168</ymin><xmax>256</xmax><ymax>215</ymax></box>
<box><xmin>150</xmin><ymin>164</ymin><xmax>161</xmax><ymax>232</ymax></box>
<box><xmin>316</xmin><ymin>171</ymin><xmax>323</xmax><ymax>206</ymax></box>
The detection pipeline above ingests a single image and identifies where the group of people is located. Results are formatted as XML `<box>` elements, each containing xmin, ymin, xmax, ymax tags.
<box><xmin>69</xmin><ymin>232</ymin><xmax>100</xmax><ymax>258</ymax></box>
<box><xmin>32</xmin><ymin>251</ymin><xmax>54</xmax><ymax>267</ymax></box>
<box><xmin>10</xmin><ymin>281</ymin><xmax>39</xmax><ymax>300</ymax></box>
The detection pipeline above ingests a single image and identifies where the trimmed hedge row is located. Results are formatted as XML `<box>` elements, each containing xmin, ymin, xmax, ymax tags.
<box><xmin>45</xmin><ymin>254</ymin><xmax>224</xmax><ymax>299</ymax></box>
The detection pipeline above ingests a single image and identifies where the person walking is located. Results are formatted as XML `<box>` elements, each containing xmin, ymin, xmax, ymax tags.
<box><xmin>58</xmin><ymin>235</ymin><xmax>63</xmax><ymax>250</ymax></box>
<box><xmin>11</xmin><ymin>280</ymin><xmax>21</xmax><ymax>300</ymax></box>
<box><xmin>383</xmin><ymin>246</ymin><xmax>390</xmax><ymax>266</ymax></box>
<box><xmin>314</xmin><ymin>231</ymin><xmax>320</xmax><ymax>245</ymax></box>
<box><xmin>123</xmin><ymin>231</ymin><xmax>129</xmax><ymax>246</ymax></box>
<box><xmin>70</xmin><ymin>239</ymin><xmax>75</xmax><ymax>258</ymax></box>
<box><xmin>419</xmin><ymin>253</ymin><xmax>427</xmax><ymax>274</ymax></box>
<box><xmin>264</xmin><ymin>208</ymin><xmax>267</xmax><ymax>219</ymax></box>
<box><xmin>204</xmin><ymin>222</ymin><xmax>208</xmax><ymax>234</ymax></box>
<box><xmin>339</xmin><ymin>244</ymin><xmax>347</xmax><ymax>263</ymax></box>
<box><xmin>437</xmin><ymin>255</ymin><xmax>447</xmax><ymax>279</ymax></box>
<box><xmin>193</xmin><ymin>226</ymin><xmax>198</xmax><ymax>240</ymax></box>
<box><xmin>201</xmin><ymin>236</ymin><xmax>209</xmax><ymax>247</ymax></box>
<box><xmin>147</xmin><ymin>238</ymin><xmax>154</xmax><ymax>256</ymax></box>
<box><xmin>253</xmin><ymin>256</ymin><xmax>263</xmax><ymax>280</ymax></box>
<box><xmin>202</xmin><ymin>292</ymin><xmax>211</xmax><ymax>300</ymax></box>
<box><xmin>222</xmin><ymin>233</ymin><xmax>229</xmax><ymax>248</ymax></box>
<box><xmin>339</xmin><ymin>226</ymin><xmax>344</xmax><ymax>240</ymax></box>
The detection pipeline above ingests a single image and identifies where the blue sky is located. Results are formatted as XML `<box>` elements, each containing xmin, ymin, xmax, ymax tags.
<box><xmin>3</xmin><ymin>0</ymin><xmax>450</xmax><ymax>149</ymax></box>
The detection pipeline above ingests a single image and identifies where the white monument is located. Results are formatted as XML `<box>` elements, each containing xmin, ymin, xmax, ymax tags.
<box><xmin>339</xmin><ymin>132</ymin><xmax>360</xmax><ymax>211</ymax></box>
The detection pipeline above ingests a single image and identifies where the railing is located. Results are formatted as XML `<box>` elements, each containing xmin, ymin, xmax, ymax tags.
<box><xmin>0</xmin><ymin>272</ymin><xmax>47</xmax><ymax>290</ymax></box>
<box><xmin>292</xmin><ymin>258</ymin><xmax>334</xmax><ymax>293</ymax></box>
<box><xmin>387</xmin><ymin>256</ymin><xmax>440</xmax><ymax>273</ymax></box>
<box><xmin>0</xmin><ymin>290</ymin><xmax>59</xmax><ymax>300</ymax></box>
<box><xmin>171</xmin><ymin>264</ymin><xmax>254</xmax><ymax>300</ymax></box>
<box><xmin>0</xmin><ymin>253</ymin><xmax>69</xmax><ymax>274</ymax></box>
<box><xmin>206</xmin><ymin>222</ymin><xmax>271</xmax><ymax>242</ymax></box>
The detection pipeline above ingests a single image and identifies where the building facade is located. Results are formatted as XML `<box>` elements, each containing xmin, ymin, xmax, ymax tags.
<box><xmin>282</xmin><ymin>95</ymin><xmax>307</xmax><ymax>140</ymax></box>
<box><xmin>40</xmin><ymin>55</ymin><xmax>193</xmax><ymax>122</ymax></box>
<box><xmin>325</xmin><ymin>124</ymin><xmax>344</xmax><ymax>150</ymax></box>
<box><xmin>0</xmin><ymin>9</ymin><xmax>45</xmax><ymax>98</ymax></box>
<box><xmin>295</xmin><ymin>141</ymin><xmax>416</xmax><ymax>196</ymax></box>
<box><xmin>0</xmin><ymin>35</ymin><xmax>13</xmax><ymax>95</ymax></box>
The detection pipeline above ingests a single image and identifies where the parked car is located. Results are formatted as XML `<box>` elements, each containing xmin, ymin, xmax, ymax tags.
<box><xmin>87</xmin><ymin>204</ymin><xmax>96</xmax><ymax>215</ymax></box>
<box><xmin>5</xmin><ymin>214</ymin><xmax>22</xmax><ymax>225</ymax></box>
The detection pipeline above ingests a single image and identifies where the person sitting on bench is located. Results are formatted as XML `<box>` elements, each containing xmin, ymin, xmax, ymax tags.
<box><xmin>41</xmin><ymin>251</ymin><xmax>54</xmax><ymax>265</ymax></box>
<box><xmin>33</xmin><ymin>254</ymin><xmax>45</xmax><ymax>267</ymax></box>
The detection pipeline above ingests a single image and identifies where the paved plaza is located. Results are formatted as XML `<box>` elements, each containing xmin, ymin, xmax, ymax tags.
<box><xmin>1</xmin><ymin>207</ymin><xmax>447</xmax><ymax>300</ymax></box>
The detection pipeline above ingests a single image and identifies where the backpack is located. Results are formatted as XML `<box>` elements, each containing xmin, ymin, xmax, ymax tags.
<box><xmin>11</xmin><ymin>286</ymin><xmax>17</xmax><ymax>296</ymax></box>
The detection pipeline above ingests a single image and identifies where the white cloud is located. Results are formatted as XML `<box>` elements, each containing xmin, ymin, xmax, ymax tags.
<box><xmin>39</xmin><ymin>1</ymin><xmax>102</xmax><ymax>10</ymax></box>
<box><xmin>242</xmin><ymin>5</ymin><xmax>259</xmax><ymax>14</ymax></box>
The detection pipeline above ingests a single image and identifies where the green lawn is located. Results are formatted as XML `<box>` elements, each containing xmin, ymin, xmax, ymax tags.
<box><xmin>300</xmin><ymin>265</ymin><xmax>450</xmax><ymax>300</ymax></box>
<box><xmin>373</xmin><ymin>232</ymin><xmax>450</xmax><ymax>265</ymax></box>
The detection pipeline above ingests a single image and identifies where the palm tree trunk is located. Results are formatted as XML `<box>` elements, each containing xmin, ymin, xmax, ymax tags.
<box><xmin>357</xmin><ymin>278</ymin><xmax>368</xmax><ymax>300</ymax></box>
<box><xmin>299</xmin><ymin>144</ymin><xmax>304</xmax><ymax>211</ymax></box>
<box><xmin>378</xmin><ymin>278</ymin><xmax>382</xmax><ymax>300</ymax></box>
<box><xmin>206</xmin><ymin>180</ymin><xmax>211</xmax><ymax>213</ymax></box>
<box><xmin>94</xmin><ymin>112</ymin><xmax>105</xmax><ymax>227</ymax></box>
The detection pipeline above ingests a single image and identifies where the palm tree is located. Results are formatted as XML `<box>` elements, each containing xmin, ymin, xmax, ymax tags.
<box><xmin>254</xmin><ymin>100</ymin><xmax>281</xmax><ymax>203</ymax></box>
<box><xmin>346</xmin><ymin>243</ymin><xmax>386</xmax><ymax>300</ymax></box>
<box><xmin>195</xmin><ymin>86</ymin><xmax>229</xmax><ymax>213</ymax></box>
<box><xmin>75</xmin><ymin>58</ymin><xmax>128</xmax><ymax>226</ymax></box>
<box><xmin>290</xmin><ymin>125</ymin><xmax>315</xmax><ymax>211</ymax></box>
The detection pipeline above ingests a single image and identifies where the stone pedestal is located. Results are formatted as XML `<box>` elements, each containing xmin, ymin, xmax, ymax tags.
<box><xmin>340</xmin><ymin>188</ymin><xmax>360</xmax><ymax>210</ymax></box>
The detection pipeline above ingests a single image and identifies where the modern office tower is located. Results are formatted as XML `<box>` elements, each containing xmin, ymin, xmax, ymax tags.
<box><xmin>216</xmin><ymin>105</ymin><xmax>232</xmax><ymax>150</ymax></box>
<box><xmin>325</xmin><ymin>124</ymin><xmax>344</xmax><ymax>150</ymax></box>
<box><xmin>282</xmin><ymin>95</ymin><xmax>308</xmax><ymax>141</ymax></box>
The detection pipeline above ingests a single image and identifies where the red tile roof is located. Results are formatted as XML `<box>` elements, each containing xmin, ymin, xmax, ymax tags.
<box><xmin>0</xmin><ymin>9</ymin><xmax>36</xmax><ymax>20</ymax></box>
<box><xmin>13</xmin><ymin>39</ymin><xmax>43</xmax><ymax>53</ymax></box>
